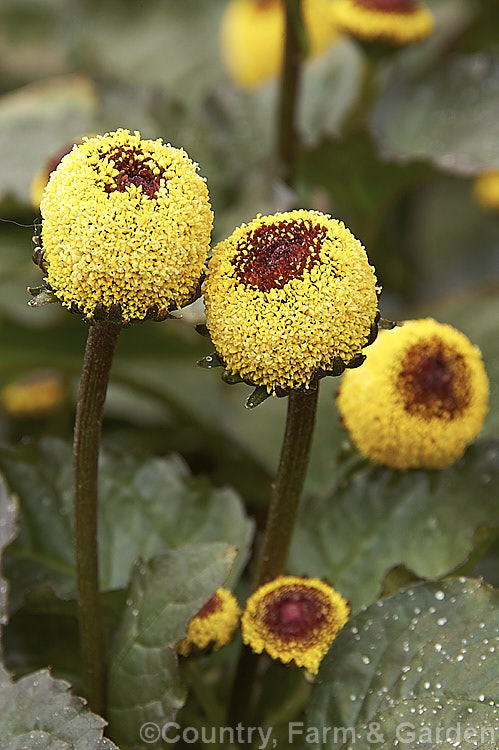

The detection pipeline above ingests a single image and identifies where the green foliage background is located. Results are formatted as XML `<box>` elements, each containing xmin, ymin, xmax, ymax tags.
<box><xmin>0</xmin><ymin>0</ymin><xmax>498</xmax><ymax>747</ymax></box>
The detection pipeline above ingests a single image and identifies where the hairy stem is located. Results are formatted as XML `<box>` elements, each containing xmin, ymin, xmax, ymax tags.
<box><xmin>74</xmin><ymin>321</ymin><xmax>121</xmax><ymax>716</ymax></box>
<box><xmin>229</xmin><ymin>389</ymin><xmax>319</xmax><ymax>727</ymax></box>
<box><xmin>276</xmin><ymin>0</ymin><xmax>306</xmax><ymax>186</ymax></box>
<box><xmin>256</xmin><ymin>388</ymin><xmax>319</xmax><ymax>585</ymax></box>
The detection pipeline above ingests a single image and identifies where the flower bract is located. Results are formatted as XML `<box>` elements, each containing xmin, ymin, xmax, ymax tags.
<box><xmin>39</xmin><ymin>129</ymin><xmax>213</xmax><ymax>323</ymax></box>
<box><xmin>331</xmin><ymin>0</ymin><xmax>435</xmax><ymax>45</ymax></box>
<box><xmin>473</xmin><ymin>170</ymin><xmax>499</xmax><ymax>211</ymax></box>
<box><xmin>337</xmin><ymin>318</ymin><xmax>489</xmax><ymax>469</ymax></box>
<box><xmin>203</xmin><ymin>209</ymin><xmax>379</xmax><ymax>394</ymax></box>
<box><xmin>177</xmin><ymin>588</ymin><xmax>241</xmax><ymax>656</ymax></box>
<box><xmin>221</xmin><ymin>0</ymin><xmax>339</xmax><ymax>89</ymax></box>
<box><xmin>241</xmin><ymin>576</ymin><xmax>350</xmax><ymax>674</ymax></box>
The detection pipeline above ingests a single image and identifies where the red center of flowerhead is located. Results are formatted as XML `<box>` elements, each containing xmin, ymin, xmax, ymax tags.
<box><xmin>197</xmin><ymin>592</ymin><xmax>223</xmax><ymax>619</ymax></box>
<box><xmin>354</xmin><ymin>0</ymin><xmax>417</xmax><ymax>12</ymax></box>
<box><xmin>263</xmin><ymin>587</ymin><xmax>327</xmax><ymax>642</ymax></box>
<box><xmin>106</xmin><ymin>147</ymin><xmax>162</xmax><ymax>198</ymax></box>
<box><xmin>234</xmin><ymin>219</ymin><xmax>327</xmax><ymax>292</ymax></box>
<box><xmin>398</xmin><ymin>341</ymin><xmax>470</xmax><ymax>417</ymax></box>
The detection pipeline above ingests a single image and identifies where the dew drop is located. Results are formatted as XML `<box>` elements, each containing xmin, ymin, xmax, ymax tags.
<box><xmin>434</xmin><ymin>590</ymin><xmax>445</xmax><ymax>601</ymax></box>
<box><xmin>437</xmin><ymin>617</ymin><xmax>447</xmax><ymax>626</ymax></box>
<box><xmin>362</xmin><ymin>656</ymin><xmax>371</xmax><ymax>665</ymax></box>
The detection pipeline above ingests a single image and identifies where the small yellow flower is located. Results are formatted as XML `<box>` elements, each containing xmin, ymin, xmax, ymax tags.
<box><xmin>177</xmin><ymin>588</ymin><xmax>241</xmax><ymax>656</ymax></box>
<box><xmin>241</xmin><ymin>576</ymin><xmax>350</xmax><ymax>674</ymax></box>
<box><xmin>0</xmin><ymin>373</ymin><xmax>67</xmax><ymax>418</ymax></box>
<box><xmin>331</xmin><ymin>0</ymin><xmax>435</xmax><ymax>45</ymax></box>
<box><xmin>337</xmin><ymin>319</ymin><xmax>489</xmax><ymax>469</ymax></box>
<box><xmin>39</xmin><ymin>129</ymin><xmax>213</xmax><ymax>323</ymax></box>
<box><xmin>204</xmin><ymin>209</ymin><xmax>379</xmax><ymax>394</ymax></box>
<box><xmin>221</xmin><ymin>0</ymin><xmax>339</xmax><ymax>90</ymax></box>
<box><xmin>473</xmin><ymin>170</ymin><xmax>499</xmax><ymax>211</ymax></box>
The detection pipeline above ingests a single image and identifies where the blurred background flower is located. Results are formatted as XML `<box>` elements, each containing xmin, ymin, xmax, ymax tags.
<box><xmin>220</xmin><ymin>0</ymin><xmax>340</xmax><ymax>89</ymax></box>
<box><xmin>337</xmin><ymin>318</ymin><xmax>489</xmax><ymax>469</ymax></box>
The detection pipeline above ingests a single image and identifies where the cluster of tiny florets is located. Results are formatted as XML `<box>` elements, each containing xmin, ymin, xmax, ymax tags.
<box><xmin>40</xmin><ymin>128</ymin><xmax>213</xmax><ymax>323</ymax></box>
<box><xmin>204</xmin><ymin>210</ymin><xmax>379</xmax><ymax>393</ymax></box>
<box><xmin>337</xmin><ymin>319</ymin><xmax>489</xmax><ymax>469</ymax></box>
<box><xmin>177</xmin><ymin>588</ymin><xmax>241</xmax><ymax>656</ymax></box>
<box><xmin>241</xmin><ymin>576</ymin><xmax>350</xmax><ymax>674</ymax></box>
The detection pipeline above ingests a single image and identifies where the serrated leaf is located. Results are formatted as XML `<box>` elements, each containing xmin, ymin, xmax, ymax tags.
<box><xmin>0</xmin><ymin>476</ymin><xmax>17</xmax><ymax>636</ymax></box>
<box><xmin>306</xmin><ymin>578</ymin><xmax>499</xmax><ymax>750</ymax></box>
<box><xmin>107</xmin><ymin>543</ymin><xmax>236</xmax><ymax>750</ymax></box>
<box><xmin>369</xmin><ymin>52</ymin><xmax>499</xmax><ymax>175</ymax></box>
<box><xmin>289</xmin><ymin>440</ymin><xmax>499</xmax><ymax>611</ymax></box>
<box><xmin>0</xmin><ymin>439</ymin><xmax>253</xmax><ymax>611</ymax></box>
<box><xmin>0</xmin><ymin>668</ymin><xmax>118</xmax><ymax>749</ymax></box>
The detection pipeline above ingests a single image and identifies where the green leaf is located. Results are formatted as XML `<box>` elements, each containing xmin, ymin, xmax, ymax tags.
<box><xmin>306</xmin><ymin>577</ymin><xmax>499</xmax><ymax>750</ymax></box>
<box><xmin>0</xmin><ymin>439</ymin><xmax>253</xmax><ymax>611</ymax></box>
<box><xmin>297</xmin><ymin>133</ymin><xmax>431</xmax><ymax>241</ymax></box>
<box><xmin>0</xmin><ymin>667</ymin><xmax>118</xmax><ymax>749</ymax></box>
<box><xmin>0</xmin><ymin>475</ymin><xmax>17</xmax><ymax>632</ymax></box>
<box><xmin>369</xmin><ymin>52</ymin><xmax>499</xmax><ymax>175</ymax></box>
<box><xmin>290</xmin><ymin>440</ymin><xmax>499</xmax><ymax>611</ymax></box>
<box><xmin>406</xmin><ymin>176</ymin><xmax>499</xmax><ymax>300</ymax></box>
<box><xmin>298</xmin><ymin>38</ymin><xmax>363</xmax><ymax>147</ymax></box>
<box><xmin>107</xmin><ymin>543</ymin><xmax>236</xmax><ymax>750</ymax></box>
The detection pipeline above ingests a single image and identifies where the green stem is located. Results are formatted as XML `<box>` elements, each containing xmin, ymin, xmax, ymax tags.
<box><xmin>183</xmin><ymin>661</ymin><xmax>225</xmax><ymax>728</ymax></box>
<box><xmin>74</xmin><ymin>321</ymin><xmax>121</xmax><ymax>716</ymax></box>
<box><xmin>276</xmin><ymin>0</ymin><xmax>306</xmax><ymax>186</ymax></box>
<box><xmin>228</xmin><ymin>389</ymin><xmax>319</xmax><ymax>726</ymax></box>
<box><xmin>255</xmin><ymin>388</ymin><xmax>319</xmax><ymax>585</ymax></box>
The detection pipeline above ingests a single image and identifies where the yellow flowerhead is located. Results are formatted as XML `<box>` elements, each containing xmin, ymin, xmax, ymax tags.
<box><xmin>473</xmin><ymin>170</ymin><xmax>499</xmax><ymax>211</ymax></box>
<box><xmin>221</xmin><ymin>0</ymin><xmax>339</xmax><ymax>90</ymax></box>
<box><xmin>177</xmin><ymin>588</ymin><xmax>241</xmax><ymax>656</ymax></box>
<box><xmin>203</xmin><ymin>210</ymin><xmax>379</xmax><ymax>394</ymax></box>
<box><xmin>39</xmin><ymin>129</ymin><xmax>213</xmax><ymax>323</ymax></box>
<box><xmin>331</xmin><ymin>0</ymin><xmax>435</xmax><ymax>45</ymax></box>
<box><xmin>241</xmin><ymin>576</ymin><xmax>350</xmax><ymax>674</ymax></box>
<box><xmin>0</xmin><ymin>373</ymin><xmax>67</xmax><ymax>418</ymax></box>
<box><xmin>337</xmin><ymin>318</ymin><xmax>489</xmax><ymax>470</ymax></box>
